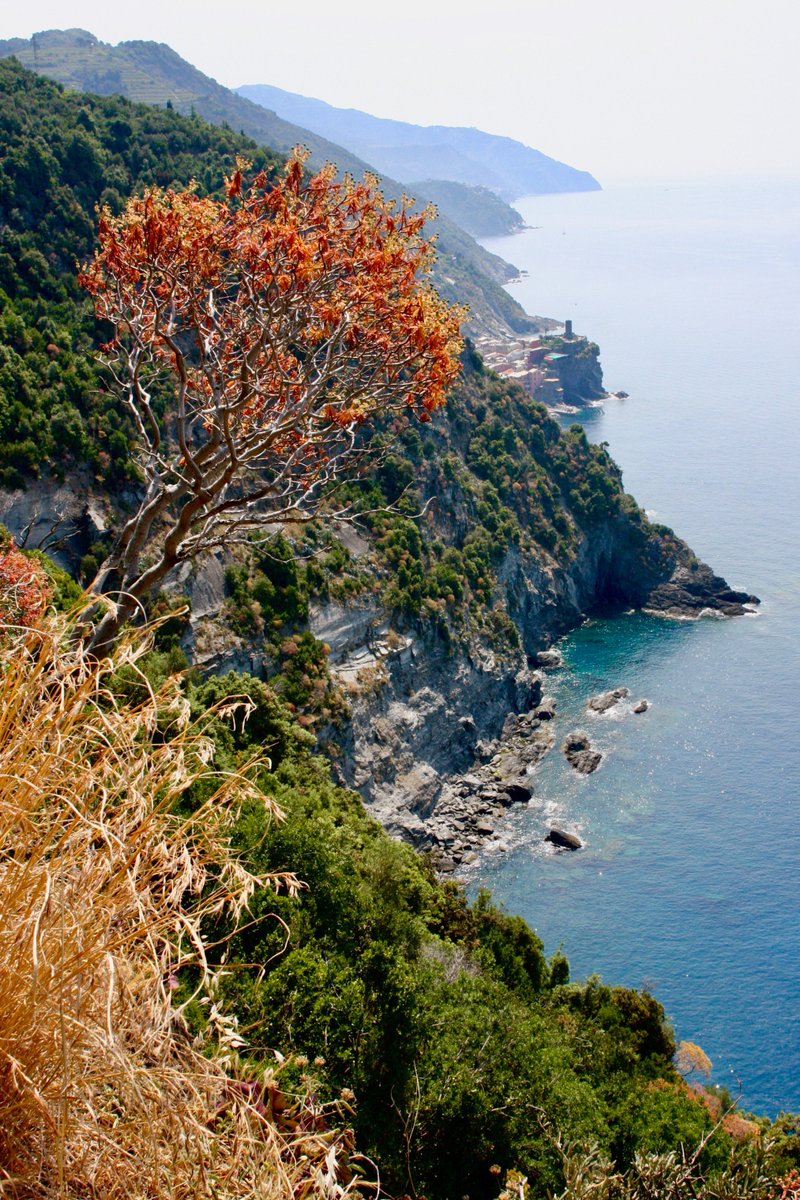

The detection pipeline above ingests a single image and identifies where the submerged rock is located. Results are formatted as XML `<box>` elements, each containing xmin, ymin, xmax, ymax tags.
<box><xmin>546</xmin><ymin>828</ymin><xmax>582</xmax><ymax>850</ymax></box>
<box><xmin>587</xmin><ymin>687</ymin><xmax>629</xmax><ymax>713</ymax></box>
<box><xmin>562</xmin><ymin>730</ymin><xmax>602</xmax><ymax>775</ymax></box>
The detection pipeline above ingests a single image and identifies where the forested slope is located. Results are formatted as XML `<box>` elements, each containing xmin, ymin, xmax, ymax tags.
<box><xmin>0</xmin><ymin>58</ymin><xmax>282</xmax><ymax>485</ymax></box>
<box><xmin>0</xmin><ymin>58</ymin><xmax>790</xmax><ymax>1200</ymax></box>
<box><xmin>0</xmin><ymin>31</ymin><xmax>537</xmax><ymax>335</ymax></box>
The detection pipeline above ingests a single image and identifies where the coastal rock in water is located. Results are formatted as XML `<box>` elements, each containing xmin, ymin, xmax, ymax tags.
<box><xmin>632</xmin><ymin>699</ymin><xmax>649</xmax><ymax>714</ymax></box>
<box><xmin>587</xmin><ymin>687</ymin><xmax>629</xmax><ymax>713</ymax></box>
<box><xmin>546</xmin><ymin>828</ymin><xmax>582</xmax><ymax>850</ymax></box>
<box><xmin>645</xmin><ymin>561</ymin><xmax>760</xmax><ymax>618</ymax></box>
<box><xmin>562</xmin><ymin>730</ymin><xmax>602</xmax><ymax>775</ymax></box>
<box><xmin>504</xmin><ymin>782</ymin><xmax>533</xmax><ymax>804</ymax></box>
<box><xmin>533</xmin><ymin>649</ymin><xmax>563</xmax><ymax>669</ymax></box>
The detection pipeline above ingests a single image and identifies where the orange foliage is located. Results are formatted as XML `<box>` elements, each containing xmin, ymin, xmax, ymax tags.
<box><xmin>80</xmin><ymin>148</ymin><xmax>464</xmax><ymax>491</ymax></box>
<box><xmin>721</xmin><ymin>1112</ymin><xmax>760</xmax><ymax>1141</ymax></box>
<box><xmin>78</xmin><ymin>149</ymin><xmax>464</xmax><ymax>650</ymax></box>
<box><xmin>776</xmin><ymin>1169</ymin><xmax>800</xmax><ymax>1199</ymax></box>
<box><xmin>676</xmin><ymin>1039</ymin><xmax>713</xmax><ymax>1077</ymax></box>
<box><xmin>0</xmin><ymin>544</ymin><xmax>51</xmax><ymax>634</ymax></box>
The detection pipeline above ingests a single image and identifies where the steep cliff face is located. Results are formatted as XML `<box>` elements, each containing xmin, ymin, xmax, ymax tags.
<box><xmin>0</xmin><ymin>237</ymin><xmax>756</xmax><ymax>862</ymax></box>
<box><xmin>546</xmin><ymin>335</ymin><xmax>606</xmax><ymax>404</ymax></box>
<box><xmin>309</xmin><ymin>506</ymin><xmax>756</xmax><ymax>855</ymax></box>
<box><xmin>0</xmin><ymin>334</ymin><xmax>755</xmax><ymax>863</ymax></box>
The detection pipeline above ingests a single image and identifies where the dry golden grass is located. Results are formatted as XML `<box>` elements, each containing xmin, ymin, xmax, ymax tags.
<box><xmin>0</xmin><ymin>611</ymin><xmax>368</xmax><ymax>1199</ymax></box>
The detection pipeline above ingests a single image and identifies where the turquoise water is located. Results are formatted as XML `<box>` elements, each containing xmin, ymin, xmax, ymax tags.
<box><xmin>477</xmin><ymin>181</ymin><xmax>800</xmax><ymax>1115</ymax></box>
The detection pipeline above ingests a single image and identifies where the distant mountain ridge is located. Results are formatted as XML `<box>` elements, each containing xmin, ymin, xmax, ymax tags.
<box><xmin>0</xmin><ymin>28</ymin><xmax>545</xmax><ymax>336</ymax></box>
<box><xmin>0</xmin><ymin>29</ymin><xmax>371</xmax><ymax>178</ymax></box>
<box><xmin>408</xmin><ymin>180</ymin><xmax>526</xmax><ymax>238</ymax></box>
<box><xmin>236</xmin><ymin>82</ymin><xmax>601</xmax><ymax>201</ymax></box>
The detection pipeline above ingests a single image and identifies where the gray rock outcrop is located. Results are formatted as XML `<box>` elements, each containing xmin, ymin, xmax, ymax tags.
<box><xmin>533</xmin><ymin>649</ymin><xmax>563</xmax><ymax>669</ymax></box>
<box><xmin>335</xmin><ymin>662</ymin><xmax>556</xmax><ymax>869</ymax></box>
<box><xmin>587</xmin><ymin>687</ymin><xmax>629</xmax><ymax>713</ymax></box>
<box><xmin>644</xmin><ymin>561</ymin><xmax>759</xmax><ymax>618</ymax></box>
<box><xmin>0</xmin><ymin>473</ymin><xmax>111</xmax><ymax>571</ymax></box>
<box><xmin>562</xmin><ymin>730</ymin><xmax>602</xmax><ymax>775</ymax></box>
<box><xmin>546</xmin><ymin>828</ymin><xmax>582</xmax><ymax>850</ymax></box>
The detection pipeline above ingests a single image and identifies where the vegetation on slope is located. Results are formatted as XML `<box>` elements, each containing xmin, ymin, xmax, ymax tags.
<box><xmin>413</xmin><ymin>178</ymin><xmax>526</xmax><ymax>237</ymax></box>
<box><xmin>0</xmin><ymin>36</ymin><xmax>536</xmax><ymax>335</ymax></box>
<box><xmin>1</xmin><ymin>55</ymin><xmax>798</xmax><ymax>1200</ymax></box>
<box><xmin>0</xmin><ymin>57</ymin><xmax>282</xmax><ymax>486</ymax></box>
<box><xmin>0</xmin><ymin>597</ymin><xmax>366</xmax><ymax>1198</ymax></box>
<box><xmin>303</xmin><ymin>342</ymin><xmax>684</xmax><ymax>649</ymax></box>
<box><xmin>0</xmin><ymin>28</ymin><xmax>374</xmax><ymax>177</ymax></box>
<box><xmin>3</xmin><ymin>569</ymin><xmax>797</xmax><ymax>1199</ymax></box>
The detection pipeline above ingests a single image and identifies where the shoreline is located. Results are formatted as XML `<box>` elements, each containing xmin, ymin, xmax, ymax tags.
<box><xmin>355</xmin><ymin>586</ymin><xmax>759</xmax><ymax>876</ymax></box>
<box><xmin>474</xmin><ymin>327</ymin><xmax>608</xmax><ymax>408</ymax></box>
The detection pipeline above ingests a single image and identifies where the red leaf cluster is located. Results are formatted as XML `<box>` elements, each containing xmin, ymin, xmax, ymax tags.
<box><xmin>0</xmin><ymin>545</ymin><xmax>51</xmax><ymax>634</ymax></box>
<box><xmin>776</xmin><ymin>1170</ymin><xmax>800</xmax><ymax>1200</ymax></box>
<box><xmin>77</xmin><ymin>150</ymin><xmax>465</xmax><ymax>649</ymax></box>
<box><xmin>79</xmin><ymin>149</ymin><xmax>465</xmax><ymax>484</ymax></box>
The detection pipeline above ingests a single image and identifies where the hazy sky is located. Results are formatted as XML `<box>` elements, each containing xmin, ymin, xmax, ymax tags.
<box><xmin>4</xmin><ymin>0</ymin><xmax>799</xmax><ymax>184</ymax></box>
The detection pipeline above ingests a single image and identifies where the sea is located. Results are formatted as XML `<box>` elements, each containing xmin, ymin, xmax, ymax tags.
<box><xmin>476</xmin><ymin>179</ymin><xmax>800</xmax><ymax>1116</ymax></box>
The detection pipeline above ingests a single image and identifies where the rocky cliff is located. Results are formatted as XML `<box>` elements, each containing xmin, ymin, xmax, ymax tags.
<box><xmin>0</xmin><ymin>339</ymin><xmax>756</xmax><ymax>866</ymax></box>
<box><xmin>305</xmin><ymin>506</ymin><xmax>756</xmax><ymax>862</ymax></box>
<box><xmin>546</xmin><ymin>334</ymin><xmax>606</xmax><ymax>405</ymax></box>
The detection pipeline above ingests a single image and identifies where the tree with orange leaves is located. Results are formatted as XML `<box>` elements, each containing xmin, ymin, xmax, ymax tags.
<box><xmin>0</xmin><ymin>542</ymin><xmax>51</xmax><ymax>639</ymax></box>
<box><xmin>79</xmin><ymin>148</ymin><xmax>464</xmax><ymax>652</ymax></box>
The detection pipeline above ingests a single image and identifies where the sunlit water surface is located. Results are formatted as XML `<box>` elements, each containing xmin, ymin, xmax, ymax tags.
<box><xmin>473</xmin><ymin>179</ymin><xmax>800</xmax><ymax>1114</ymax></box>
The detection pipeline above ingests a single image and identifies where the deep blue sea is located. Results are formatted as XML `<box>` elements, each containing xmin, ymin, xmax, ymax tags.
<box><xmin>477</xmin><ymin>180</ymin><xmax>800</xmax><ymax>1115</ymax></box>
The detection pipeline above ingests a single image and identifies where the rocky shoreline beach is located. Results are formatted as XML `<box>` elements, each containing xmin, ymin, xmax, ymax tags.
<box><xmin>400</xmin><ymin>687</ymin><xmax>559</xmax><ymax>873</ymax></box>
